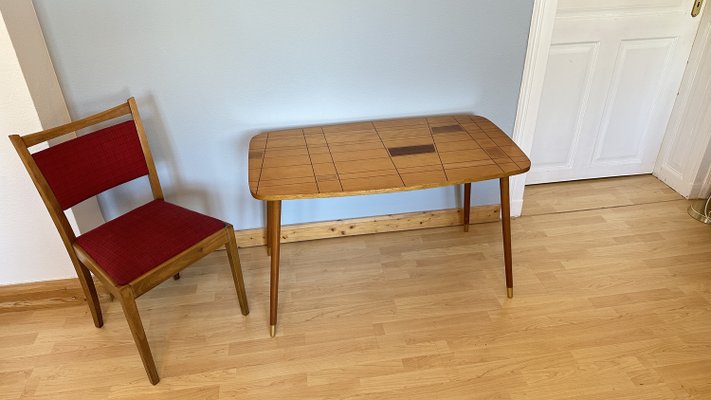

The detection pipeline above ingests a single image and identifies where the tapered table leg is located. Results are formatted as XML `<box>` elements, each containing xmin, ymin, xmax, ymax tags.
<box><xmin>463</xmin><ymin>183</ymin><xmax>471</xmax><ymax>232</ymax></box>
<box><xmin>266</xmin><ymin>201</ymin><xmax>273</xmax><ymax>256</ymax></box>
<box><xmin>268</xmin><ymin>200</ymin><xmax>282</xmax><ymax>337</ymax></box>
<box><xmin>499</xmin><ymin>177</ymin><xmax>513</xmax><ymax>298</ymax></box>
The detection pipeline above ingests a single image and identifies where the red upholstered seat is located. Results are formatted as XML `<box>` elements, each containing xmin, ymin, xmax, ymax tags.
<box><xmin>76</xmin><ymin>200</ymin><xmax>225</xmax><ymax>285</ymax></box>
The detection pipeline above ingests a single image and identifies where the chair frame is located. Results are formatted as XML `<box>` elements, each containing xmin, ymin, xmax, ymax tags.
<box><xmin>9</xmin><ymin>97</ymin><xmax>249</xmax><ymax>385</ymax></box>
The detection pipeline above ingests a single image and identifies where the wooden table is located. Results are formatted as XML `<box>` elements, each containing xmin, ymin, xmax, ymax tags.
<box><xmin>248</xmin><ymin>114</ymin><xmax>531</xmax><ymax>336</ymax></box>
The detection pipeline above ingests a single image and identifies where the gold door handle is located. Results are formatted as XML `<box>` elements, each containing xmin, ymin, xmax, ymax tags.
<box><xmin>692</xmin><ymin>0</ymin><xmax>704</xmax><ymax>17</ymax></box>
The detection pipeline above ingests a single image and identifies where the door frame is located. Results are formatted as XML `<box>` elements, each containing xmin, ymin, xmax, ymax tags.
<box><xmin>511</xmin><ymin>0</ymin><xmax>711</xmax><ymax>216</ymax></box>
<box><xmin>510</xmin><ymin>0</ymin><xmax>558</xmax><ymax>216</ymax></box>
<box><xmin>654</xmin><ymin>3</ymin><xmax>711</xmax><ymax>199</ymax></box>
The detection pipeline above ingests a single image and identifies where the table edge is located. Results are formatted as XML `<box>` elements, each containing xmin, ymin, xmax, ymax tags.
<box><xmin>249</xmin><ymin>166</ymin><xmax>530</xmax><ymax>201</ymax></box>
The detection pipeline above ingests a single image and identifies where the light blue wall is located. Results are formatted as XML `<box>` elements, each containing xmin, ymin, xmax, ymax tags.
<box><xmin>34</xmin><ymin>0</ymin><xmax>533</xmax><ymax>229</ymax></box>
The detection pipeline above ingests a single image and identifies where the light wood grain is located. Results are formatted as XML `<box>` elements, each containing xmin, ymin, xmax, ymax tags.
<box><xmin>20</xmin><ymin>102</ymin><xmax>131</xmax><ymax>147</ymax></box>
<box><xmin>248</xmin><ymin>114</ymin><xmax>531</xmax><ymax>200</ymax></box>
<box><xmin>252</xmin><ymin>115</ymin><xmax>527</xmax><ymax>335</ymax></box>
<box><xmin>2</xmin><ymin>206</ymin><xmax>499</xmax><ymax>313</ymax></box>
<box><xmin>0</xmin><ymin>278</ymin><xmax>111</xmax><ymax>313</ymax></box>
<box><xmin>235</xmin><ymin>205</ymin><xmax>500</xmax><ymax>247</ymax></box>
<box><xmin>523</xmin><ymin>174</ymin><xmax>683</xmax><ymax>216</ymax></box>
<box><xmin>128</xmin><ymin>97</ymin><xmax>163</xmax><ymax>200</ymax></box>
<box><xmin>2</xmin><ymin>175</ymin><xmax>710</xmax><ymax>398</ymax></box>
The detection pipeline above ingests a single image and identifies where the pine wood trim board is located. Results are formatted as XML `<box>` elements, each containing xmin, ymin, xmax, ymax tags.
<box><xmin>235</xmin><ymin>204</ymin><xmax>500</xmax><ymax>247</ymax></box>
<box><xmin>0</xmin><ymin>205</ymin><xmax>498</xmax><ymax>312</ymax></box>
<box><xmin>0</xmin><ymin>278</ymin><xmax>112</xmax><ymax>313</ymax></box>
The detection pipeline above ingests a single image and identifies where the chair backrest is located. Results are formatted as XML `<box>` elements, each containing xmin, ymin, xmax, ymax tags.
<box><xmin>33</xmin><ymin>120</ymin><xmax>150</xmax><ymax>210</ymax></box>
<box><xmin>8</xmin><ymin>97</ymin><xmax>163</xmax><ymax>246</ymax></box>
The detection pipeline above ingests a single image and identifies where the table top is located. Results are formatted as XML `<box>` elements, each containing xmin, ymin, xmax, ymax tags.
<box><xmin>248</xmin><ymin>114</ymin><xmax>530</xmax><ymax>200</ymax></box>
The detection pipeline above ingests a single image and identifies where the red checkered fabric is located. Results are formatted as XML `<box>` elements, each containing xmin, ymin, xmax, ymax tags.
<box><xmin>75</xmin><ymin>200</ymin><xmax>225</xmax><ymax>285</ymax></box>
<box><xmin>33</xmin><ymin>121</ymin><xmax>149</xmax><ymax>210</ymax></box>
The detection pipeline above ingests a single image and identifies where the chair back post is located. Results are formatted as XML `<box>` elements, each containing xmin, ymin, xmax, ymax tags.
<box><xmin>8</xmin><ymin>135</ymin><xmax>78</xmax><ymax>253</ymax></box>
<box><xmin>128</xmin><ymin>97</ymin><xmax>164</xmax><ymax>200</ymax></box>
<box><xmin>8</xmin><ymin>97</ymin><xmax>163</xmax><ymax>259</ymax></box>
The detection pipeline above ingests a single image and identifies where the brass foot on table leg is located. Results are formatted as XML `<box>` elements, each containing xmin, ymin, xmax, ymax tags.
<box><xmin>507</xmin><ymin>287</ymin><xmax>513</xmax><ymax>299</ymax></box>
<box><xmin>270</xmin><ymin>325</ymin><xmax>276</xmax><ymax>337</ymax></box>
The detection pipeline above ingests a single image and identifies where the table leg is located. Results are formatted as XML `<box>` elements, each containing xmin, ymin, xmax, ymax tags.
<box><xmin>499</xmin><ymin>177</ymin><xmax>513</xmax><ymax>298</ymax></box>
<box><xmin>266</xmin><ymin>201</ymin><xmax>273</xmax><ymax>256</ymax></box>
<box><xmin>463</xmin><ymin>183</ymin><xmax>471</xmax><ymax>232</ymax></box>
<box><xmin>268</xmin><ymin>200</ymin><xmax>282</xmax><ymax>337</ymax></box>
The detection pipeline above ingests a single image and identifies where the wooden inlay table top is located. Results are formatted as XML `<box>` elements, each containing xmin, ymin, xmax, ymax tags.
<box><xmin>248</xmin><ymin>114</ymin><xmax>531</xmax><ymax>200</ymax></box>
<box><xmin>247</xmin><ymin>114</ymin><xmax>531</xmax><ymax>337</ymax></box>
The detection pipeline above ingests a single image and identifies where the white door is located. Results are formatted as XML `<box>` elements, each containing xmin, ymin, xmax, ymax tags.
<box><xmin>526</xmin><ymin>0</ymin><xmax>705</xmax><ymax>184</ymax></box>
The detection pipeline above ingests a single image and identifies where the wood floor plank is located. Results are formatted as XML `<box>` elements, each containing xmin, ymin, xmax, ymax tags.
<box><xmin>2</xmin><ymin>175</ymin><xmax>711</xmax><ymax>398</ymax></box>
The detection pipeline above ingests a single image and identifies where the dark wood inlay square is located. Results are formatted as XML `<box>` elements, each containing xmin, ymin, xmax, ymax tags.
<box><xmin>388</xmin><ymin>144</ymin><xmax>436</xmax><ymax>157</ymax></box>
<box><xmin>431</xmin><ymin>125</ymin><xmax>464</xmax><ymax>134</ymax></box>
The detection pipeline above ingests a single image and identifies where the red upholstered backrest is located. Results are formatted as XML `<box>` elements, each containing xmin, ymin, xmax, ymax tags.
<box><xmin>33</xmin><ymin>120</ymin><xmax>150</xmax><ymax>210</ymax></box>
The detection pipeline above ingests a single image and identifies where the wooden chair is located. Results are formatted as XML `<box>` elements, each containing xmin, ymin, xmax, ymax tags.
<box><xmin>8</xmin><ymin>97</ymin><xmax>249</xmax><ymax>385</ymax></box>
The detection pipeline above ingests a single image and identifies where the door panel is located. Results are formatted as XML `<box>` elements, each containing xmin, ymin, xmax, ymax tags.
<box><xmin>531</xmin><ymin>43</ymin><xmax>597</xmax><ymax>170</ymax></box>
<box><xmin>593</xmin><ymin>38</ymin><xmax>675</xmax><ymax>165</ymax></box>
<box><xmin>527</xmin><ymin>1</ymin><xmax>703</xmax><ymax>184</ymax></box>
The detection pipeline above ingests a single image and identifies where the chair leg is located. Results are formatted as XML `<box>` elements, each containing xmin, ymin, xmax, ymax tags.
<box><xmin>173</xmin><ymin>273</ymin><xmax>181</xmax><ymax>280</ymax></box>
<box><xmin>75</xmin><ymin>263</ymin><xmax>103</xmax><ymax>328</ymax></box>
<box><xmin>118</xmin><ymin>287</ymin><xmax>160</xmax><ymax>385</ymax></box>
<box><xmin>226</xmin><ymin>228</ymin><xmax>250</xmax><ymax>316</ymax></box>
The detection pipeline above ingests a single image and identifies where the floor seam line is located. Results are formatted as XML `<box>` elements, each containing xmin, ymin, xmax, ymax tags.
<box><xmin>518</xmin><ymin>198</ymin><xmax>687</xmax><ymax>219</ymax></box>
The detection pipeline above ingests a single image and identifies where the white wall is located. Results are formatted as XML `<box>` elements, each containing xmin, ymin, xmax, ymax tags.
<box><xmin>0</xmin><ymin>11</ymin><xmax>75</xmax><ymax>284</ymax></box>
<box><xmin>0</xmin><ymin>0</ymin><xmax>105</xmax><ymax>236</ymax></box>
<box><xmin>34</xmin><ymin>0</ymin><xmax>534</xmax><ymax>229</ymax></box>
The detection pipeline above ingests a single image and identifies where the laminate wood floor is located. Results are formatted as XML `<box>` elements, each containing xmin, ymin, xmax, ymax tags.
<box><xmin>522</xmin><ymin>174</ymin><xmax>684</xmax><ymax>216</ymax></box>
<box><xmin>2</xmin><ymin>175</ymin><xmax>710</xmax><ymax>399</ymax></box>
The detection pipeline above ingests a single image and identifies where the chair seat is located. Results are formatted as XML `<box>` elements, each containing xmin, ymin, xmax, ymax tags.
<box><xmin>75</xmin><ymin>200</ymin><xmax>226</xmax><ymax>285</ymax></box>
